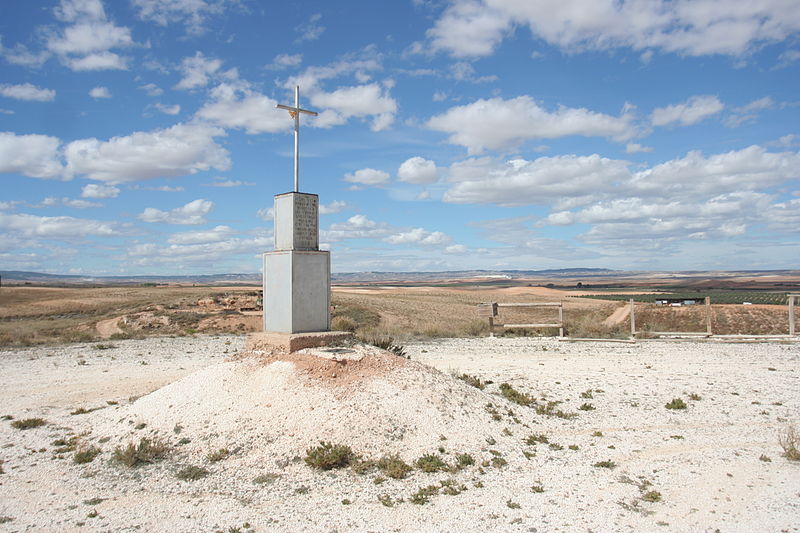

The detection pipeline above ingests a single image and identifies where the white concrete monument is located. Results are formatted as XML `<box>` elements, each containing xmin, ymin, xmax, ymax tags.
<box><xmin>263</xmin><ymin>87</ymin><xmax>331</xmax><ymax>333</ymax></box>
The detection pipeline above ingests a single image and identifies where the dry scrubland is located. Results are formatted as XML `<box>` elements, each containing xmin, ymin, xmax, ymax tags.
<box><xmin>0</xmin><ymin>335</ymin><xmax>798</xmax><ymax>532</ymax></box>
<box><xmin>0</xmin><ymin>285</ymin><xmax>793</xmax><ymax>346</ymax></box>
<box><xmin>0</xmin><ymin>284</ymin><xmax>798</xmax><ymax>531</ymax></box>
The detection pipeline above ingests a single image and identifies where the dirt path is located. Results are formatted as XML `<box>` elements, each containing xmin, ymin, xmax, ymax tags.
<box><xmin>602</xmin><ymin>303</ymin><xmax>630</xmax><ymax>326</ymax></box>
<box><xmin>95</xmin><ymin>316</ymin><xmax>124</xmax><ymax>338</ymax></box>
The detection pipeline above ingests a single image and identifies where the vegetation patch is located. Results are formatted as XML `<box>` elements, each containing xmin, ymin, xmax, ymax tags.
<box><xmin>206</xmin><ymin>448</ymin><xmax>230</xmax><ymax>462</ymax></box>
<box><xmin>416</xmin><ymin>453</ymin><xmax>449</xmax><ymax>473</ymax></box>
<box><xmin>594</xmin><ymin>460</ymin><xmax>617</xmax><ymax>469</ymax></box>
<box><xmin>458</xmin><ymin>374</ymin><xmax>487</xmax><ymax>390</ymax></box>
<box><xmin>665</xmin><ymin>398</ymin><xmax>688</xmax><ymax>410</ymax></box>
<box><xmin>377</xmin><ymin>454</ymin><xmax>413</xmax><ymax>479</ymax></box>
<box><xmin>73</xmin><ymin>445</ymin><xmax>101</xmax><ymax>464</ymax></box>
<box><xmin>304</xmin><ymin>441</ymin><xmax>355</xmax><ymax>470</ymax></box>
<box><xmin>499</xmin><ymin>383</ymin><xmax>534</xmax><ymax>406</ymax></box>
<box><xmin>176</xmin><ymin>465</ymin><xmax>210</xmax><ymax>481</ymax></box>
<box><xmin>11</xmin><ymin>418</ymin><xmax>46</xmax><ymax>430</ymax></box>
<box><xmin>779</xmin><ymin>425</ymin><xmax>800</xmax><ymax>461</ymax></box>
<box><xmin>112</xmin><ymin>438</ymin><xmax>169</xmax><ymax>467</ymax></box>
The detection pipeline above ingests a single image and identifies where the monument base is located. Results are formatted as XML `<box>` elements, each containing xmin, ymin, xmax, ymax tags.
<box><xmin>263</xmin><ymin>250</ymin><xmax>330</xmax><ymax>333</ymax></box>
<box><xmin>245</xmin><ymin>331</ymin><xmax>353</xmax><ymax>353</ymax></box>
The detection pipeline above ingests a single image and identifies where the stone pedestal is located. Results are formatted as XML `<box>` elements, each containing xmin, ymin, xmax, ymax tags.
<box><xmin>263</xmin><ymin>250</ymin><xmax>330</xmax><ymax>333</ymax></box>
<box><xmin>263</xmin><ymin>191</ymin><xmax>331</xmax><ymax>334</ymax></box>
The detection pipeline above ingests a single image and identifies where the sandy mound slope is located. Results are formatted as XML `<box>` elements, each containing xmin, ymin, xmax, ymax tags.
<box><xmin>92</xmin><ymin>341</ymin><xmax>529</xmax><ymax>467</ymax></box>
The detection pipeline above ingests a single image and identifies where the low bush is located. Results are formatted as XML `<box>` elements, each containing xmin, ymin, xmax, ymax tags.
<box><xmin>377</xmin><ymin>454</ymin><xmax>413</xmax><ymax>479</ymax></box>
<box><xmin>304</xmin><ymin>441</ymin><xmax>355</xmax><ymax>470</ymax></box>
<box><xmin>112</xmin><ymin>438</ymin><xmax>169</xmax><ymax>467</ymax></box>
<box><xmin>73</xmin><ymin>445</ymin><xmax>101</xmax><ymax>464</ymax></box>
<box><xmin>11</xmin><ymin>418</ymin><xmax>46</xmax><ymax>430</ymax></box>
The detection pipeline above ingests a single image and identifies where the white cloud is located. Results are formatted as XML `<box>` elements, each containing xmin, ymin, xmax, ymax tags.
<box><xmin>64</xmin><ymin>122</ymin><xmax>229</xmax><ymax>184</ymax></box>
<box><xmin>0</xmin><ymin>83</ymin><xmax>56</xmax><ymax>102</ymax></box>
<box><xmin>444</xmin><ymin>155</ymin><xmax>630</xmax><ymax>206</ymax></box>
<box><xmin>204</xmin><ymin>178</ymin><xmax>254</xmax><ymax>187</ymax></box>
<box><xmin>398</xmin><ymin>156</ymin><xmax>439</xmax><ymax>184</ymax></box>
<box><xmin>47</xmin><ymin>0</ymin><xmax>134</xmax><ymax>71</ymax></box>
<box><xmin>196</xmin><ymin>83</ymin><xmax>286</xmax><ymax>134</ymax></box>
<box><xmin>445</xmin><ymin>145</ymin><xmax>800</xmax><ymax>209</ymax></box>
<box><xmin>444</xmin><ymin>244</ymin><xmax>467</xmax><ymax>254</ymax></box>
<box><xmin>415</xmin><ymin>190</ymin><xmax>431</xmax><ymax>200</ymax></box>
<box><xmin>323</xmin><ymin>214</ymin><xmax>392</xmax><ymax>241</ymax></box>
<box><xmin>126</xmin><ymin>233</ymin><xmax>273</xmax><ymax>267</ymax></box>
<box><xmin>153</xmin><ymin>103</ymin><xmax>181</xmax><ymax>115</ymax></box>
<box><xmin>724</xmin><ymin>96</ymin><xmax>775</xmax><ymax>127</ymax></box>
<box><xmin>427</xmin><ymin>0</ymin><xmax>511</xmax><ymax>58</ymax></box>
<box><xmin>0</xmin><ymin>109</ymin><xmax>14</xmax><ymax>115</ymax></box>
<box><xmin>67</xmin><ymin>52</ymin><xmax>127</xmax><ymax>70</ymax></box>
<box><xmin>344</xmin><ymin>168</ymin><xmax>390</xmax><ymax>186</ymax></box>
<box><xmin>295</xmin><ymin>13</ymin><xmax>325</xmax><ymax>42</ymax></box>
<box><xmin>0</xmin><ymin>132</ymin><xmax>64</xmax><ymax>179</ymax></box>
<box><xmin>175</xmin><ymin>52</ymin><xmax>223</xmax><ymax>90</ymax></box>
<box><xmin>428</xmin><ymin>0</ymin><xmax>800</xmax><ymax>58</ymax></box>
<box><xmin>40</xmin><ymin>196</ymin><xmax>101</xmax><ymax>209</ymax></box>
<box><xmin>384</xmin><ymin>228</ymin><xmax>451</xmax><ymax>246</ymax></box>
<box><xmin>81</xmin><ymin>183</ymin><xmax>119</xmax><ymax>198</ymax></box>
<box><xmin>310</xmin><ymin>83</ymin><xmax>397</xmax><ymax>131</ymax></box>
<box><xmin>138</xmin><ymin>199</ymin><xmax>214</xmax><ymax>225</ymax></box>
<box><xmin>625</xmin><ymin>143</ymin><xmax>653</xmax><ymax>154</ymax></box>
<box><xmin>89</xmin><ymin>86</ymin><xmax>111</xmax><ymax>99</ymax></box>
<box><xmin>139</xmin><ymin>83</ymin><xmax>164</xmax><ymax>97</ymax></box>
<box><xmin>167</xmin><ymin>225</ymin><xmax>236</xmax><ymax>245</ymax></box>
<box><xmin>428</xmin><ymin>96</ymin><xmax>636</xmax><ymax>154</ymax></box>
<box><xmin>256</xmin><ymin>207</ymin><xmax>273</xmax><ymax>221</ymax></box>
<box><xmin>267</xmin><ymin>53</ymin><xmax>302</xmax><ymax>70</ymax></box>
<box><xmin>651</xmin><ymin>95</ymin><xmax>724</xmax><ymax>127</ymax></box>
<box><xmin>319</xmin><ymin>200</ymin><xmax>349</xmax><ymax>215</ymax></box>
<box><xmin>132</xmin><ymin>0</ymin><xmax>233</xmax><ymax>35</ymax></box>
<box><xmin>0</xmin><ymin>212</ymin><xmax>116</xmax><ymax>238</ymax></box>
<box><xmin>628</xmin><ymin>145</ymin><xmax>800</xmax><ymax>198</ymax></box>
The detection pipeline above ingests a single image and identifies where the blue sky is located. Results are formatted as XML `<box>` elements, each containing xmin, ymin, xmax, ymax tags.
<box><xmin>1</xmin><ymin>0</ymin><xmax>798</xmax><ymax>275</ymax></box>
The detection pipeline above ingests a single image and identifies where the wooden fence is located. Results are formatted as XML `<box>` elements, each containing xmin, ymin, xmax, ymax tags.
<box><xmin>478</xmin><ymin>302</ymin><xmax>563</xmax><ymax>337</ymax></box>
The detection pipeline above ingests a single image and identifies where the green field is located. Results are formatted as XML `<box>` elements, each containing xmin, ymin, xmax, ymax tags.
<box><xmin>579</xmin><ymin>291</ymin><xmax>791</xmax><ymax>305</ymax></box>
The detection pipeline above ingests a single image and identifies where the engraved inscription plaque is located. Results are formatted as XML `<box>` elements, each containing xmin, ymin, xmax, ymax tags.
<box><xmin>274</xmin><ymin>192</ymin><xmax>318</xmax><ymax>251</ymax></box>
<box><xmin>292</xmin><ymin>193</ymin><xmax>318</xmax><ymax>250</ymax></box>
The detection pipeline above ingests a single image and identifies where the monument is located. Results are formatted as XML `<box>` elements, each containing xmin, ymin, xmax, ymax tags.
<box><xmin>251</xmin><ymin>86</ymin><xmax>348</xmax><ymax>351</ymax></box>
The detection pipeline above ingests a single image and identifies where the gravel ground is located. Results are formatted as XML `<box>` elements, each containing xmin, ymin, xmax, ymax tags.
<box><xmin>0</xmin><ymin>335</ymin><xmax>798</xmax><ymax>533</ymax></box>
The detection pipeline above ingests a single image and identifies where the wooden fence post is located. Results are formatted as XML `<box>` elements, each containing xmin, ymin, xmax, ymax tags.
<box><xmin>558</xmin><ymin>303</ymin><xmax>564</xmax><ymax>338</ymax></box>
<box><xmin>629</xmin><ymin>298</ymin><xmax>636</xmax><ymax>338</ymax></box>
<box><xmin>790</xmin><ymin>295</ymin><xmax>797</xmax><ymax>336</ymax></box>
<box><xmin>705</xmin><ymin>296</ymin><xmax>712</xmax><ymax>336</ymax></box>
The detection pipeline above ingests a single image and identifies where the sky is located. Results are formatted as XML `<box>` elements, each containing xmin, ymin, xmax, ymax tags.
<box><xmin>1</xmin><ymin>0</ymin><xmax>799</xmax><ymax>276</ymax></box>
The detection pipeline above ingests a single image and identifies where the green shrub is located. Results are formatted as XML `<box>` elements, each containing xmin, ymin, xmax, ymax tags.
<box><xmin>455</xmin><ymin>453</ymin><xmax>474</xmax><ymax>468</ymax></box>
<box><xmin>593</xmin><ymin>460</ymin><xmax>616</xmax><ymax>469</ymax></box>
<box><xmin>377</xmin><ymin>454</ymin><xmax>413</xmax><ymax>479</ymax></box>
<box><xmin>112</xmin><ymin>438</ymin><xmax>169</xmax><ymax>467</ymax></box>
<box><xmin>578</xmin><ymin>403</ymin><xmax>595</xmax><ymax>411</ymax></box>
<box><xmin>642</xmin><ymin>490</ymin><xmax>662</xmax><ymax>502</ymax></box>
<box><xmin>458</xmin><ymin>374</ymin><xmax>486</xmax><ymax>390</ymax></box>
<box><xmin>304</xmin><ymin>441</ymin><xmax>355</xmax><ymax>470</ymax></box>
<box><xmin>416</xmin><ymin>453</ymin><xmax>448</xmax><ymax>473</ymax></box>
<box><xmin>11</xmin><ymin>418</ymin><xmax>46</xmax><ymax>430</ymax></box>
<box><xmin>665</xmin><ymin>398</ymin><xmax>687</xmax><ymax>410</ymax></box>
<box><xmin>525</xmin><ymin>433</ymin><xmax>549</xmax><ymax>445</ymax></box>
<box><xmin>499</xmin><ymin>383</ymin><xmax>534</xmax><ymax>406</ymax></box>
<box><xmin>410</xmin><ymin>485</ymin><xmax>439</xmax><ymax>505</ymax></box>
<box><xmin>73</xmin><ymin>445</ymin><xmax>101</xmax><ymax>464</ymax></box>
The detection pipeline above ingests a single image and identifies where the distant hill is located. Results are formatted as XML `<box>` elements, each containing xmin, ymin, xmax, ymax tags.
<box><xmin>2</xmin><ymin>268</ymin><xmax>799</xmax><ymax>288</ymax></box>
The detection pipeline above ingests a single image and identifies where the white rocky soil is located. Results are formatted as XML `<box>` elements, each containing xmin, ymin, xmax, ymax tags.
<box><xmin>0</xmin><ymin>335</ymin><xmax>798</xmax><ymax>532</ymax></box>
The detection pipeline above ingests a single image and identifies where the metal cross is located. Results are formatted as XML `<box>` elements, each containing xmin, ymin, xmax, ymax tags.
<box><xmin>276</xmin><ymin>86</ymin><xmax>318</xmax><ymax>192</ymax></box>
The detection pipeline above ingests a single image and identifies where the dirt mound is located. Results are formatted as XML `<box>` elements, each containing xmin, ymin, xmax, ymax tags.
<box><xmin>91</xmin><ymin>342</ymin><xmax>529</xmax><ymax>467</ymax></box>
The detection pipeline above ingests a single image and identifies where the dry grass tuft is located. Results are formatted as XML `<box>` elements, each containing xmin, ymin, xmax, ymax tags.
<box><xmin>779</xmin><ymin>425</ymin><xmax>800</xmax><ymax>461</ymax></box>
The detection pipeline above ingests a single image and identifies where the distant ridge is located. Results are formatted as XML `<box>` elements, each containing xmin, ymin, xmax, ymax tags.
<box><xmin>2</xmin><ymin>268</ymin><xmax>799</xmax><ymax>287</ymax></box>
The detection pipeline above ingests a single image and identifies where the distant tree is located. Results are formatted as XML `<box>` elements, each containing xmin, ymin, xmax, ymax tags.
<box><xmin>576</xmin><ymin>282</ymin><xmax>583</xmax><ymax>288</ymax></box>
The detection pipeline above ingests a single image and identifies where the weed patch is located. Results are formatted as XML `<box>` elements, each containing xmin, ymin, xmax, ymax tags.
<box><xmin>665</xmin><ymin>398</ymin><xmax>687</xmax><ymax>410</ymax></box>
<box><xmin>112</xmin><ymin>438</ymin><xmax>169</xmax><ymax>467</ymax></box>
<box><xmin>11</xmin><ymin>418</ymin><xmax>46</xmax><ymax>430</ymax></box>
<box><xmin>416</xmin><ymin>453</ymin><xmax>449</xmax><ymax>473</ymax></box>
<box><xmin>779</xmin><ymin>425</ymin><xmax>800</xmax><ymax>461</ymax></box>
<box><xmin>304</xmin><ymin>441</ymin><xmax>355</xmax><ymax>470</ymax></box>
<box><xmin>73</xmin><ymin>445</ymin><xmax>101</xmax><ymax>464</ymax></box>
<box><xmin>377</xmin><ymin>454</ymin><xmax>413</xmax><ymax>479</ymax></box>
<box><xmin>594</xmin><ymin>460</ymin><xmax>617</xmax><ymax>469</ymax></box>
<box><xmin>176</xmin><ymin>465</ymin><xmax>210</xmax><ymax>481</ymax></box>
<box><xmin>458</xmin><ymin>374</ymin><xmax>487</xmax><ymax>390</ymax></box>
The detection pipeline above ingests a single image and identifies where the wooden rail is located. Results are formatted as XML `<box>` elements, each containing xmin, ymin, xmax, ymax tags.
<box><xmin>478</xmin><ymin>302</ymin><xmax>563</xmax><ymax>337</ymax></box>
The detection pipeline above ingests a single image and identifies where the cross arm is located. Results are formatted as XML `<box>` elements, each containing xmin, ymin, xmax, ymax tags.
<box><xmin>276</xmin><ymin>104</ymin><xmax>318</xmax><ymax>116</ymax></box>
